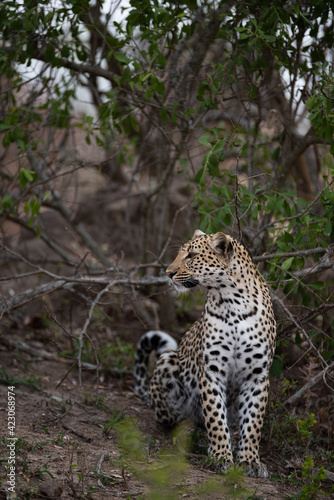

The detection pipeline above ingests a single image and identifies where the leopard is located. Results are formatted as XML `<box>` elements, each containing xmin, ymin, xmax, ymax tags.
<box><xmin>134</xmin><ymin>229</ymin><xmax>276</xmax><ymax>477</ymax></box>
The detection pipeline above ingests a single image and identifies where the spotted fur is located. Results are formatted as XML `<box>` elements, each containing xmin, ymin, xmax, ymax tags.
<box><xmin>134</xmin><ymin>230</ymin><xmax>276</xmax><ymax>477</ymax></box>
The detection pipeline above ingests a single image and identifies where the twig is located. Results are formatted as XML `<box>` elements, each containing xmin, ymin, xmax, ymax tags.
<box><xmin>0</xmin><ymin>279</ymin><xmax>67</xmax><ymax>318</ymax></box>
<box><xmin>6</xmin><ymin>214</ymin><xmax>76</xmax><ymax>265</ymax></box>
<box><xmin>77</xmin><ymin>282</ymin><xmax>111</xmax><ymax>388</ymax></box>
<box><xmin>253</xmin><ymin>177</ymin><xmax>334</xmax><ymax>241</ymax></box>
<box><xmin>44</xmin><ymin>306</ymin><xmax>78</xmax><ymax>340</ymax></box>
<box><xmin>284</xmin><ymin>250</ymin><xmax>333</xmax><ymax>300</ymax></box>
<box><xmin>272</xmin><ymin>295</ymin><xmax>328</xmax><ymax>368</ymax></box>
<box><xmin>28</xmin><ymin>151</ymin><xmax>112</xmax><ymax>268</ymax></box>
<box><xmin>96</xmin><ymin>453</ymin><xmax>124</xmax><ymax>491</ymax></box>
<box><xmin>283</xmin><ymin>361</ymin><xmax>334</xmax><ymax>408</ymax></box>
<box><xmin>234</xmin><ymin>154</ymin><xmax>242</xmax><ymax>242</ymax></box>
<box><xmin>253</xmin><ymin>246</ymin><xmax>330</xmax><ymax>262</ymax></box>
<box><xmin>56</xmin><ymin>362</ymin><xmax>77</xmax><ymax>389</ymax></box>
<box><xmin>158</xmin><ymin>201</ymin><xmax>192</xmax><ymax>262</ymax></box>
<box><xmin>0</xmin><ymin>336</ymin><xmax>132</xmax><ymax>377</ymax></box>
<box><xmin>62</xmin><ymin>424</ymin><xmax>92</xmax><ymax>442</ymax></box>
<box><xmin>0</xmin><ymin>275</ymin><xmax>168</xmax><ymax>316</ymax></box>
<box><xmin>96</xmin><ymin>453</ymin><xmax>107</xmax><ymax>477</ymax></box>
<box><xmin>286</xmin><ymin>347</ymin><xmax>312</xmax><ymax>372</ymax></box>
<box><xmin>0</xmin><ymin>244</ymin><xmax>75</xmax><ymax>281</ymax></box>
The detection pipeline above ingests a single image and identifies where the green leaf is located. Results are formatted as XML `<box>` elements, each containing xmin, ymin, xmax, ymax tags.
<box><xmin>309</xmin><ymin>281</ymin><xmax>324</xmax><ymax>290</ymax></box>
<box><xmin>0</xmin><ymin>123</ymin><xmax>12</xmax><ymax>131</ymax></box>
<box><xmin>43</xmin><ymin>191</ymin><xmax>51</xmax><ymax>202</ymax></box>
<box><xmin>264</xmin><ymin>34</ymin><xmax>276</xmax><ymax>42</ymax></box>
<box><xmin>157</xmin><ymin>51</ymin><xmax>166</xmax><ymax>69</ymax></box>
<box><xmin>19</xmin><ymin>168</ymin><xmax>37</xmax><ymax>189</ymax></box>
<box><xmin>2</xmin><ymin>194</ymin><xmax>14</xmax><ymax>210</ymax></box>
<box><xmin>324</xmin><ymin>220</ymin><xmax>332</xmax><ymax>236</ymax></box>
<box><xmin>281</xmin><ymin>257</ymin><xmax>294</xmax><ymax>271</ymax></box>
<box><xmin>270</xmin><ymin>355</ymin><xmax>283</xmax><ymax>378</ymax></box>
<box><xmin>24</xmin><ymin>200</ymin><xmax>31</xmax><ymax>213</ymax></box>
<box><xmin>195</xmin><ymin>167</ymin><xmax>205</xmax><ymax>187</ymax></box>
<box><xmin>198</xmin><ymin>136</ymin><xmax>210</xmax><ymax>146</ymax></box>
<box><xmin>44</xmin><ymin>44</ymin><xmax>55</xmax><ymax>63</ymax></box>
<box><xmin>283</xmin><ymin>231</ymin><xmax>294</xmax><ymax>243</ymax></box>
<box><xmin>114</xmin><ymin>52</ymin><xmax>129</xmax><ymax>64</ymax></box>
<box><xmin>306</xmin><ymin>93</ymin><xmax>316</xmax><ymax>110</ymax></box>
<box><xmin>61</xmin><ymin>45</ymin><xmax>70</xmax><ymax>58</ymax></box>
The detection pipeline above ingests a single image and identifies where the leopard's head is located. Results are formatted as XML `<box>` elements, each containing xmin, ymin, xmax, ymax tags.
<box><xmin>166</xmin><ymin>229</ymin><xmax>235</xmax><ymax>292</ymax></box>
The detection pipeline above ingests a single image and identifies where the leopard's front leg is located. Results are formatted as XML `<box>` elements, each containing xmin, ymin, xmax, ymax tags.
<box><xmin>199</xmin><ymin>372</ymin><xmax>234</xmax><ymax>471</ymax></box>
<box><xmin>236</xmin><ymin>377</ymin><xmax>270</xmax><ymax>478</ymax></box>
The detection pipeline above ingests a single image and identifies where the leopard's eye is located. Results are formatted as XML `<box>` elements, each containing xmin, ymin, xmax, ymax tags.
<box><xmin>185</xmin><ymin>252</ymin><xmax>196</xmax><ymax>260</ymax></box>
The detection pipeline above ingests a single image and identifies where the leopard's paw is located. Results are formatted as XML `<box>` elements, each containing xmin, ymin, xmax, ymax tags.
<box><xmin>238</xmin><ymin>460</ymin><xmax>268</xmax><ymax>478</ymax></box>
<box><xmin>215</xmin><ymin>459</ymin><xmax>235</xmax><ymax>474</ymax></box>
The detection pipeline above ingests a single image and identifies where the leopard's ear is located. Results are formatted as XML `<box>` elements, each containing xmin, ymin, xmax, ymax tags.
<box><xmin>209</xmin><ymin>232</ymin><xmax>234</xmax><ymax>257</ymax></box>
<box><xmin>191</xmin><ymin>229</ymin><xmax>206</xmax><ymax>240</ymax></box>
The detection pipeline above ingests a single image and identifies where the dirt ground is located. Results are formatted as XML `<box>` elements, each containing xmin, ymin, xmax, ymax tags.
<box><xmin>0</xmin><ymin>323</ymin><xmax>332</xmax><ymax>500</ymax></box>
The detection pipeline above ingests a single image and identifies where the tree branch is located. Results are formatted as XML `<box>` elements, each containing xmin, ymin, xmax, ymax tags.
<box><xmin>0</xmin><ymin>275</ymin><xmax>168</xmax><ymax>316</ymax></box>
<box><xmin>27</xmin><ymin>151</ymin><xmax>112</xmax><ymax>268</ymax></box>
<box><xmin>253</xmin><ymin>247</ymin><xmax>330</xmax><ymax>262</ymax></box>
<box><xmin>283</xmin><ymin>361</ymin><xmax>334</xmax><ymax>408</ymax></box>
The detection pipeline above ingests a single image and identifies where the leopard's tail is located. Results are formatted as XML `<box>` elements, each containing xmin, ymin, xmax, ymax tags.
<box><xmin>134</xmin><ymin>330</ymin><xmax>178</xmax><ymax>397</ymax></box>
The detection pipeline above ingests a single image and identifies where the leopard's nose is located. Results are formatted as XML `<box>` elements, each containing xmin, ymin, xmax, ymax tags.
<box><xmin>166</xmin><ymin>271</ymin><xmax>176</xmax><ymax>279</ymax></box>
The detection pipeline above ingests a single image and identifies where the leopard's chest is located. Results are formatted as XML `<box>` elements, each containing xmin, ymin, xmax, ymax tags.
<box><xmin>198</xmin><ymin>291</ymin><xmax>272</xmax><ymax>383</ymax></box>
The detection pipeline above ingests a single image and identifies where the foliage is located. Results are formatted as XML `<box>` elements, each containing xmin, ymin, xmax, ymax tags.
<box><xmin>98</xmin><ymin>409</ymin><xmax>128</xmax><ymax>436</ymax></box>
<box><xmin>115</xmin><ymin>418</ymin><xmax>188</xmax><ymax>499</ymax></box>
<box><xmin>115</xmin><ymin>419</ymin><xmax>251</xmax><ymax>499</ymax></box>
<box><xmin>283</xmin><ymin>455</ymin><xmax>329</xmax><ymax>500</ymax></box>
<box><xmin>297</xmin><ymin>413</ymin><xmax>317</xmax><ymax>448</ymax></box>
<box><xmin>295</xmin><ymin>456</ymin><xmax>327</xmax><ymax>500</ymax></box>
<box><xmin>0</xmin><ymin>366</ymin><xmax>41</xmax><ymax>391</ymax></box>
<box><xmin>98</xmin><ymin>338</ymin><xmax>136</xmax><ymax>372</ymax></box>
<box><xmin>307</xmin><ymin>64</ymin><xmax>334</xmax><ymax>154</ymax></box>
<box><xmin>0</xmin><ymin>0</ymin><xmax>333</xmax><ymax>256</ymax></box>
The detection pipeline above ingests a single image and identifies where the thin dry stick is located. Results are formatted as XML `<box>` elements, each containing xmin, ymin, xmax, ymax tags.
<box><xmin>283</xmin><ymin>361</ymin><xmax>334</xmax><ymax>408</ymax></box>
<box><xmin>284</xmin><ymin>249</ymin><xmax>334</xmax><ymax>301</ymax></box>
<box><xmin>95</xmin><ymin>453</ymin><xmax>126</xmax><ymax>491</ymax></box>
<box><xmin>62</xmin><ymin>424</ymin><xmax>92</xmax><ymax>443</ymax></box>
<box><xmin>45</xmin><ymin>283</ymin><xmax>113</xmax><ymax>421</ymax></box>
<box><xmin>56</xmin><ymin>362</ymin><xmax>78</xmax><ymax>390</ymax></box>
<box><xmin>0</xmin><ymin>244</ymin><xmax>70</xmax><ymax>280</ymax></box>
<box><xmin>1</xmin><ymin>335</ymin><xmax>132</xmax><ymax>376</ymax></box>
<box><xmin>0</xmin><ymin>274</ymin><xmax>168</xmax><ymax>316</ymax></box>
<box><xmin>77</xmin><ymin>282</ymin><xmax>112</xmax><ymax>388</ymax></box>
<box><xmin>158</xmin><ymin>201</ymin><xmax>192</xmax><ymax>262</ymax></box>
<box><xmin>28</xmin><ymin>151</ymin><xmax>112</xmax><ymax>268</ymax></box>
<box><xmin>234</xmin><ymin>154</ymin><xmax>242</xmax><ymax>242</ymax></box>
<box><xmin>273</xmin><ymin>295</ymin><xmax>328</xmax><ymax>368</ymax></box>
<box><xmin>286</xmin><ymin>346</ymin><xmax>313</xmax><ymax>372</ymax></box>
<box><xmin>44</xmin><ymin>306</ymin><xmax>78</xmax><ymax>340</ymax></box>
<box><xmin>300</xmin><ymin>295</ymin><xmax>334</xmax><ymax>326</ymax></box>
<box><xmin>253</xmin><ymin>178</ymin><xmax>334</xmax><ymax>240</ymax></box>
<box><xmin>253</xmin><ymin>247</ymin><xmax>329</xmax><ymax>262</ymax></box>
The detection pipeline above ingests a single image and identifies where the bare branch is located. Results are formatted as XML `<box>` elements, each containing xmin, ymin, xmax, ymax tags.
<box><xmin>283</xmin><ymin>361</ymin><xmax>334</xmax><ymax>408</ymax></box>
<box><xmin>0</xmin><ymin>274</ymin><xmax>168</xmax><ymax>316</ymax></box>
<box><xmin>272</xmin><ymin>295</ymin><xmax>328</xmax><ymax>368</ymax></box>
<box><xmin>253</xmin><ymin>247</ymin><xmax>330</xmax><ymax>262</ymax></box>
<box><xmin>27</xmin><ymin>152</ymin><xmax>112</xmax><ymax>268</ymax></box>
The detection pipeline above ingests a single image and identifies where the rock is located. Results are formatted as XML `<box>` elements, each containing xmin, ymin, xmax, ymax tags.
<box><xmin>38</xmin><ymin>478</ymin><xmax>63</xmax><ymax>498</ymax></box>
